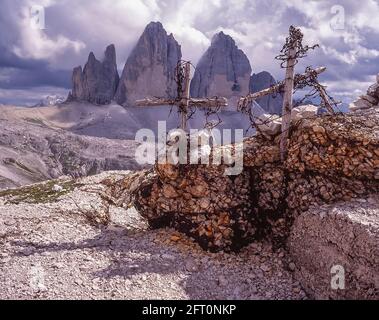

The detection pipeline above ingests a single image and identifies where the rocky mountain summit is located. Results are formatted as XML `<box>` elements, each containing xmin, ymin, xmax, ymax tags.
<box><xmin>71</xmin><ymin>44</ymin><xmax>119</xmax><ymax>105</ymax></box>
<box><xmin>68</xmin><ymin>22</ymin><xmax>283</xmax><ymax>114</ymax></box>
<box><xmin>250</xmin><ymin>71</ymin><xmax>283</xmax><ymax>115</ymax></box>
<box><xmin>115</xmin><ymin>22</ymin><xmax>182</xmax><ymax>107</ymax></box>
<box><xmin>190</xmin><ymin>32</ymin><xmax>252</xmax><ymax>108</ymax></box>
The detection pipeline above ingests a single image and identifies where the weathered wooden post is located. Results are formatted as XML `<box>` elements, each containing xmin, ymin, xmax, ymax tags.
<box><xmin>180</xmin><ymin>61</ymin><xmax>191</xmax><ymax>131</ymax></box>
<box><xmin>318</xmin><ymin>85</ymin><xmax>335</xmax><ymax>114</ymax></box>
<box><xmin>280</xmin><ymin>44</ymin><xmax>296</xmax><ymax>161</ymax></box>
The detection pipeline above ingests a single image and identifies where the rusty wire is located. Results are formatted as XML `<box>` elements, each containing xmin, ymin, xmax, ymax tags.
<box><xmin>275</xmin><ymin>25</ymin><xmax>319</xmax><ymax>68</ymax></box>
<box><xmin>238</xmin><ymin>26</ymin><xmax>343</xmax><ymax>135</ymax></box>
<box><xmin>173</xmin><ymin>60</ymin><xmax>224</xmax><ymax>130</ymax></box>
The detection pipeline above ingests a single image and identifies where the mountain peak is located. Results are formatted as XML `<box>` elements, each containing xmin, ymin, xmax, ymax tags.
<box><xmin>104</xmin><ymin>44</ymin><xmax>116</xmax><ymax>63</ymax></box>
<box><xmin>72</xmin><ymin>44</ymin><xmax>119</xmax><ymax>105</ymax></box>
<box><xmin>190</xmin><ymin>32</ymin><xmax>251</xmax><ymax>108</ymax></box>
<box><xmin>88</xmin><ymin>52</ymin><xmax>97</xmax><ymax>62</ymax></box>
<box><xmin>145</xmin><ymin>21</ymin><xmax>164</xmax><ymax>33</ymax></box>
<box><xmin>115</xmin><ymin>22</ymin><xmax>182</xmax><ymax>106</ymax></box>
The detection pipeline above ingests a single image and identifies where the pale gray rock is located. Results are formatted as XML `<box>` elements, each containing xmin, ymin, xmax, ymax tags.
<box><xmin>72</xmin><ymin>44</ymin><xmax>119</xmax><ymax>105</ymax></box>
<box><xmin>250</xmin><ymin>71</ymin><xmax>283</xmax><ymax>115</ymax></box>
<box><xmin>190</xmin><ymin>32</ymin><xmax>252</xmax><ymax>109</ymax></box>
<box><xmin>291</xmin><ymin>105</ymin><xmax>319</xmax><ymax>122</ymax></box>
<box><xmin>115</xmin><ymin>22</ymin><xmax>182</xmax><ymax>107</ymax></box>
<box><xmin>288</xmin><ymin>198</ymin><xmax>379</xmax><ymax>300</ymax></box>
<box><xmin>34</xmin><ymin>95</ymin><xmax>66</xmax><ymax>107</ymax></box>
<box><xmin>351</xmin><ymin>74</ymin><xmax>379</xmax><ymax>112</ymax></box>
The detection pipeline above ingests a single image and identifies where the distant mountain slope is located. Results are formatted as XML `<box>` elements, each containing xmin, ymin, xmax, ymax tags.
<box><xmin>0</xmin><ymin>112</ymin><xmax>143</xmax><ymax>190</ymax></box>
<box><xmin>0</xmin><ymin>101</ymin><xmax>254</xmax><ymax>189</ymax></box>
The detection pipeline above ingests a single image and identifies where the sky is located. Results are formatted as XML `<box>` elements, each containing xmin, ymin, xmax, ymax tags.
<box><xmin>0</xmin><ymin>0</ymin><xmax>379</xmax><ymax>106</ymax></box>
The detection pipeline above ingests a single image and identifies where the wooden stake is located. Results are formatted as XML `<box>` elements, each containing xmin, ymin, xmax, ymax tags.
<box><xmin>280</xmin><ymin>47</ymin><xmax>296</xmax><ymax>162</ymax></box>
<box><xmin>136</xmin><ymin>60</ymin><xmax>228</xmax><ymax>131</ymax></box>
<box><xmin>317</xmin><ymin>84</ymin><xmax>335</xmax><ymax>114</ymax></box>
<box><xmin>180</xmin><ymin>62</ymin><xmax>191</xmax><ymax>131</ymax></box>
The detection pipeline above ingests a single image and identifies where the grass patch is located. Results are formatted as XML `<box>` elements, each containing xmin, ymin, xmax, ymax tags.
<box><xmin>0</xmin><ymin>179</ymin><xmax>82</xmax><ymax>205</ymax></box>
<box><xmin>23</xmin><ymin>117</ymin><xmax>46</xmax><ymax>127</ymax></box>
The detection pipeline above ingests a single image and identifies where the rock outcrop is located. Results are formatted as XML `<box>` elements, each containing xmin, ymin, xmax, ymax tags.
<box><xmin>250</xmin><ymin>71</ymin><xmax>283</xmax><ymax>115</ymax></box>
<box><xmin>115</xmin><ymin>22</ymin><xmax>182</xmax><ymax>107</ymax></box>
<box><xmin>289</xmin><ymin>198</ymin><xmax>379</xmax><ymax>300</ymax></box>
<box><xmin>190</xmin><ymin>32</ymin><xmax>252</xmax><ymax>109</ymax></box>
<box><xmin>350</xmin><ymin>74</ymin><xmax>379</xmax><ymax>113</ymax></box>
<box><xmin>71</xmin><ymin>44</ymin><xmax>119</xmax><ymax>105</ymax></box>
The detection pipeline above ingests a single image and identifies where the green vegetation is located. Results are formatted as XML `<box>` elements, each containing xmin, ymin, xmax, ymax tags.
<box><xmin>0</xmin><ymin>179</ymin><xmax>81</xmax><ymax>204</ymax></box>
<box><xmin>23</xmin><ymin>117</ymin><xmax>46</xmax><ymax>127</ymax></box>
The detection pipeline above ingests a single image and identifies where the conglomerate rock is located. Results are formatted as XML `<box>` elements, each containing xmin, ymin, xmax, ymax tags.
<box><xmin>125</xmin><ymin>109</ymin><xmax>379</xmax><ymax>253</ymax></box>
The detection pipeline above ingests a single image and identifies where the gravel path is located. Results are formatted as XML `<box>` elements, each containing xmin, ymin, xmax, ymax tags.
<box><xmin>0</xmin><ymin>172</ymin><xmax>306</xmax><ymax>300</ymax></box>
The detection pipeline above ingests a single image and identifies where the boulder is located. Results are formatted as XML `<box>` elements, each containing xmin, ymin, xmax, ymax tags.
<box><xmin>288</xmin><ymin>198</ymin><xmax>379</xmax><ymax>299</ymax></box>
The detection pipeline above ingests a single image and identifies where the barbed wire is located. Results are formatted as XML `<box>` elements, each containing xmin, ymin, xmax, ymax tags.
<box><xmin>173</xmin><ymin>60</ymin><xmax>225</xmax><ymax>130</ymax></box>
<box><xmin>171</xmin><ymin>25</ymin><xmax>342</xmax><ymax>135</ymax></box>
<box><xmin>275</xmin><ymin>25</ymin><xmax>319</xmax><ymax>68</ymax></box>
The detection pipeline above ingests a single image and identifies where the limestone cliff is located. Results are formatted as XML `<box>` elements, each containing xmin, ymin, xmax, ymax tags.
<box><xmin>115</xmin><ymin>22</ymin><xmax>182</xmax><ymax>107</ymax></box>
<box><xmin>72</xmin><ymin>44</ymin><xmax>119</xmax><ymax>105</ymax></box>
<box><xmin>190</xmin><ymin>32</ymin><xmax>252</xmax><ymax>108</ymax></box>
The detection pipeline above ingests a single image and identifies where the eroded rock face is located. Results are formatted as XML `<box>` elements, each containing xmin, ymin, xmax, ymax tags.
<box><xmin>190</xmin><ymin>32</ymin><xmax>252</xmax><ymax>109</ymax></box>
<box><xmin>115</xmin><ymin>22</ymin><xmax>182</xmax><ymax>107</ymax></box>
<box><xmin>72</xmin><ymin>44</ymin><xmax>119</xmax><ymax>105</ymax></box>
<box><xmin>250</xmin><ymin>71</ymin><xmax>283</xmax><ymax>115</ymax></box>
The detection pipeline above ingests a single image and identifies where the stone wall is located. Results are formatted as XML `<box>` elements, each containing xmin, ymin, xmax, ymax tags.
<box><xmin>130</xmin><ymin>109</ymin><xmax>379</xmax><ymax>253</ymax></box>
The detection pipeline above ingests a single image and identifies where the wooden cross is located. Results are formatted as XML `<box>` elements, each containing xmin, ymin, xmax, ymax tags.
<box><xmin>135</xmin><ymin>61</ymin><xmax>227</xmax><ymax>131</ymax></box>
<box><xmin>238</xmin><ymin>25</ymin><xmax>337</xmax><ymax>161</ymax></box>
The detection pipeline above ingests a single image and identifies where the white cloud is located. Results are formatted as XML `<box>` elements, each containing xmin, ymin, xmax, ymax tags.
<box><xmin>11</xmin><ymin>1</ymin><xmax>85</xmax><ymax>62</ymax></box>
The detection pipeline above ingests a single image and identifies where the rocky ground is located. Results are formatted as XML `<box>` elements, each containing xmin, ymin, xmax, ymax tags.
<box><xmin>0</xmin><ymin>171</ymin><xmax>306</xmax><ymax>300</ymax></box>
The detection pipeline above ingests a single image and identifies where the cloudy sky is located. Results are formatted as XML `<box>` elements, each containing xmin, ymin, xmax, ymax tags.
<box><xmin>1</xmin><ymin>0</ymin><xmax>378</xmax><ymax>105</ymax></box>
